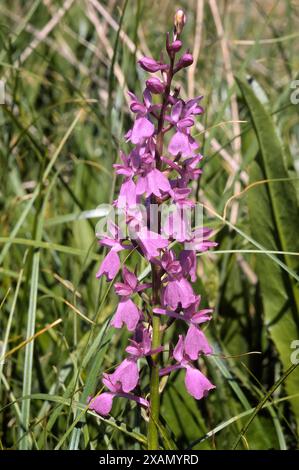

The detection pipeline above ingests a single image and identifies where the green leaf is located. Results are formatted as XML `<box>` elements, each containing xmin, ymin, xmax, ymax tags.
<box><xmin>237</xmin><ymin>77</ymin><xmax>299</xmax><ymax>431</ymax></box>
<box><xmin>233</xmin><ymin>363</ymin><xmax>299</xmax><ymax>449</ymax></box>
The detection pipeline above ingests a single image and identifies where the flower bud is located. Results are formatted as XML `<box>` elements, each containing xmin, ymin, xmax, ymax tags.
<box><xmin>168</xmin><ymin>39</ymin><xmax>182</xmax><ymax>52</ymax></box>
<box><xmin>174</xmin><ymin>9</ymin><xmax>186</xmax><ymax>36</ymax></box>
<box><xmin>138</xmin><ymin>56</ymin><xmax>168</xmax><ymax>73</ymax></box>
<box><xmin>146</xmin><ymin>77</ymin><xmax>166</xmax><ymax>94</ymax></box>
<box><xmin>174</xmin><ymin>52</ymin><xmax>193</xmax><ymax>72</ymax></box>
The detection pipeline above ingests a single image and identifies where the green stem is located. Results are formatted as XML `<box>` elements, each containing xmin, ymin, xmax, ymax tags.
<box><xmin>147</xmin><ymin>314</ymin><xmax>161</xmax><ymax>449</ymax></box>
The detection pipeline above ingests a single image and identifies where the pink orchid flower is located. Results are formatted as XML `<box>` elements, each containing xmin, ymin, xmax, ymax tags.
<box><xmin>160</xmin><ymin>335</ymin><xmax>215</xmax><ymax>400</ymax></box>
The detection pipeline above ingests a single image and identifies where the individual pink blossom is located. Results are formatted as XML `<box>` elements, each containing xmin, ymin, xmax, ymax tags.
<box><xmin>126</xmin><ymin>90</ymin><xmax>155</xmax><ymax>144</ymax></box>
<box><xmin>88</xmin><ymin>392</ymin><xmax>149</xmax><ymax>416</ymax></box>
<box><xmin>172</xmin><ymin>331</ymin><xmax>212</xmax><ymax>363</ymax></box>
<box><xmin>183</xmin><ymin>296</ymin><xmax>213</xmax><ymax>324</ymax></box>
<box><xmin>165</xmin><ymin>98</ymin><xmax>203</xmax><ymax>157</ymax></box>
<box><xmin>179</xmin><ymin>155</ymin><xmax>203</xmax><ymax>184</ymax></box>
<box><xmin>154</xmin><ymin>295</ymin><xmax>213</xmax><ymax>326</ymax></box>
<box><xmin>160</xmin><ymin>335</ymin><xmax>215</xmax><ymax>400</ymax></box>
<box><xmin>88</xmin><ymin>358</ymin><xmax>149</xmax><ymax>416</ymax></box>
<box><xmin>96</xmin><ymin>223</ymin><xmax>132</xmax><ymax>281</ymax></box>
<box><xmin>161</xmin><ymin>154</ymin><xmax>203</xmax><ymax>185</ymax></box>
<box><xmin>88</xmin><ymin>392</ymin><xmax>114</xmax><ymax>416</ymax></box>
<box><xmin>130</xmin><ymin>117</ymin><xmax>155</xmax><ymax>145</ymax></box>
<box><xmin>113</xmin><ymin>151</ymin><xmax>134</xmax><ymax>178</ymax></box>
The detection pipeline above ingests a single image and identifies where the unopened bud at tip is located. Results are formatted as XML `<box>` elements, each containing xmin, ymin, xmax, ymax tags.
<box><xmin>174</xmin><ymin>9</ymin><xmax>186</xmax><ymax>36</ymax></box>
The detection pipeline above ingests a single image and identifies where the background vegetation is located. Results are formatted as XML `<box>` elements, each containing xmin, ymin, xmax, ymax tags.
<box><xmin>0</xmin><ymin>0</ymin><xmax>299</xmax><ymax>450</ymax></box>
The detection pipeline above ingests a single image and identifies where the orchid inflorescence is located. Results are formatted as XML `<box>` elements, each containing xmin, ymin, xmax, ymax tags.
<box><xmin>88</xmin><ymin>9</ymin><xmax>217</xmax><ymax>441</ymax></box>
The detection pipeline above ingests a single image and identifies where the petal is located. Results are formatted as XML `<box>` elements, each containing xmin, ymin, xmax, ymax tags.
<box><xmin>179</xmin><ymin>250</ymin><xmax>197</xmax><ymax>281</ymax></box>
<box><xmin>143</xmin><ymin>88</ymin><xmax>152</xmax><ymax>108</ymax></box>
<box><xmin>162</xmin><ymin>283</ymin><xmax>180</xmax><ymax>310</ymax></box>
<box><xmin>130</xmin><ymin>102</ymin><xmax>147</xmax><ymax>114</ymax></box>
<box><xmin>185</xmin><ymin>325</ymin><xmax>212</xmax><ymax>360</ymax></box>
<box><xmin>171</xmin><ymin>100</ymin><xmax>183</xmax><ymax>123</ymax></box>
<box><xmin>125</xmin><ymin>345</ymin><xmax>140</xmax><ymax>356</ymax></box>
<box><xmin>127</xmin><ymin>91</ymin><xmax>139</xmax><ymax>102</ymax></box>
<box><xmin>177</xmin><ymin>278</ymin><xmax>197</xmax><ymax>308</ymax></box>
<box><xmin>111</xmin><ymin>299</ymin><xmax>141</xmax><ymax>331</ymax></box>
<box><xmin>114</xmin><ymin>282</ymin><xmax>132</xmax><ymax>297</ymax></box>
<box><xmin>111</xmin><ymin>358</ymin><xmax>139</xmax><ymax>392</ymax></box>
<box><xmin>177</xmin><ymin>117</ymin><xmax>194</xmax><ymax>130</ymax></box>
<box><xmin>131</xmin><ymin>117</ymin><xmax>154</xmax><ymax>144</ymax></box>
<box><xmin>88</xmin><ymin>393</ymin><xmax>114</xmax><ymax>416</ymax></box>
<box><xmin>185</xmin><ymin>366</ymin><xmax>215</xmax><ymax>400</ymax></box>
<box><xmin>96</xmin><ymin>250</ymin><xmax>120</xmax><ymax>281</ymax></box>
<box><xmin>117</xmin><ymin>179</ymin><xmax>137</xmax><ymax>207</ymax></box>
<box><xmin>192</xmin><ymin>310</ymin><xmax>213</xmax><ymax>324</ymax></box>
<box><xmin>147</xmin><ymin>169</ymin><xmax>171</xmax><ymax>197</ymax></box>
<box><xmin>102</xmin><ymin>373</ymin><xmax>118</xmax><ymax>393</ymax></box>
<box><xmin>122</xmin><ymin>267</ymin><xmax>138</xmax><ymax>291</ymax></box>
<box><xmin>136</xmin><ymin>176</ymin><xmax>147</xmax><ymax>196</ymax></box>
<box><xmin>168</xmin><ymin>131</ymin><xmax>192</xmax><ymax>157</ymax></box>
<box><xmin>162</xmin><ymin>207</ymin><xmax>192</xmax><ymax>242</ymax></box>
<box><xmin>163</xmin><ymin>278</ymin><xmax>196</xmax><ymax>309</ymax></box>
<box><xmin>173</xmin><ymin>335</ymin><xmax>184</xmax><ymax>363</ymax></box>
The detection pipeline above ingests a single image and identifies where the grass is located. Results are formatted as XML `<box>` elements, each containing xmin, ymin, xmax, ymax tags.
<box><xmin>0</xmin><ymin>0</ymin><xmax>299</xmax><ymax>450</ymax></box>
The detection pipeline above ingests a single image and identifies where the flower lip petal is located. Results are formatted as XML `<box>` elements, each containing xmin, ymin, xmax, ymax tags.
<box><xmin>111</xmin><ymin>298</ymin><xmax>141</xmax><ymax>332</ymax></box>
<box><xmin>185</xmin><ymin>324</ymin><xmax>212</xmax><ymax>360</ymax></box>
<box><xmin>184</xmin><ymin>366</ymin><xmax>215</xmax><ymax>400</ymax></box>
<box><xmin>131</xmin><ymin>117</ymin><xmax>155</xmax><ymax>144</ymax></box>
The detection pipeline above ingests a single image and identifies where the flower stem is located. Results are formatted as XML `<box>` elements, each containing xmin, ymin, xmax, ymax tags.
<box><xmin>147</xmin><ymin>313</ymin><xmax>161</xmax><ymax>449</ymax></box>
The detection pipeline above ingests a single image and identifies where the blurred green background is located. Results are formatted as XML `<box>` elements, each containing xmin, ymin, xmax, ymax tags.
<box><xmin>0</xmin><ymin>0</ymin><xmax>299</xmax><ymax>450</ymax></box>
